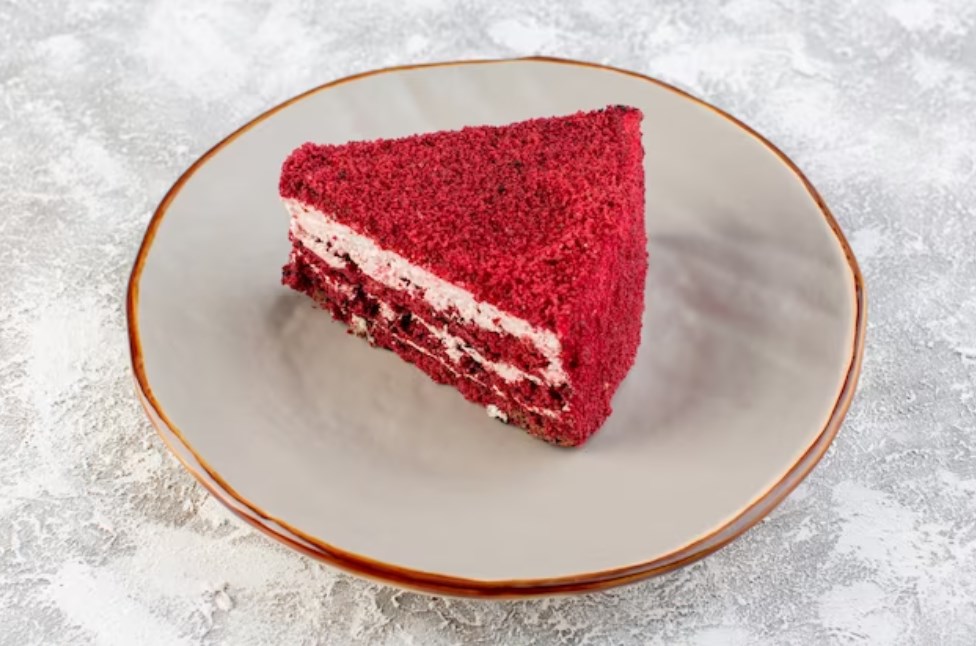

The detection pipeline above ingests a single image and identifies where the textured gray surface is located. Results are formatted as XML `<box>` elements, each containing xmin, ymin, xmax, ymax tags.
<box><xmin>1</xmin><ymin>0</ymin><xmax>974</xmax><ymax>644</ymax></box>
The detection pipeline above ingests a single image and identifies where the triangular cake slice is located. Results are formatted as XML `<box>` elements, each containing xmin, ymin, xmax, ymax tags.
<box><xmin>280</xmin><ymin>106</ymin><xmax>646</xmax><ymax>446</ymax></box>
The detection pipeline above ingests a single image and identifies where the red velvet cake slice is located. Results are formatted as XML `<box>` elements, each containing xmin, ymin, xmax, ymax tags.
<box><xmin>280</xmin><ymin>106</ymin><xmax>646</xmax><ymax>446</ymax></box>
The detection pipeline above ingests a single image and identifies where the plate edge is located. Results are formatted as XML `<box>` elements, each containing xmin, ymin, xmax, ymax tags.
<box><xmin>125</xmin><ymin>55</ymin><xmax>868</xmax><ymax>598</ymax></box>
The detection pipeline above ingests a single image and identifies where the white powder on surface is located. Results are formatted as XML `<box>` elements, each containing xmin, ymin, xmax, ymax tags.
<box><xmin>47</xmin><ymin>561</ymin><xmax>192</xmax><ymax>646</ymax></box>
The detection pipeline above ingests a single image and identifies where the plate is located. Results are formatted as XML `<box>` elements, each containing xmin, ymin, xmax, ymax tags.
<box><xmin>128</xmin><ymin>58</ymin><xmax>865</xmax><ymax>597</ymax></box>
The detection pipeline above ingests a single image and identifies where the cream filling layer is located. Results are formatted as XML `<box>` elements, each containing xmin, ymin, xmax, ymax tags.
<box><xmin>415</xmin><ymin>317</ymin><xmax>538</xmax><ymax>385</ymax></box>
<box><xmin>398</xmin><ymin>330</ymin><xmax>559</xmax><ymax>420</ymax></box>
<box><xmin>300</xmin><ymin>232</ymin><xmax>549</xmax><ymax>388</ymax></box>
<box><xmin>356</xmin><ymin>310</ymin><xmax>560</xmax><ymax>420</ymax></box>
<box><xmin>294</xmin><ymin>230</ymin><xmax>562</xmax><ymax>417</ymax></box>
<box><xmin>297</xmin><ymin>248</ymin><xmax>355</xmax><ymax>298</ymax></box>
<box><xmin>285</xmin><ymin>198</ymin><xmax>567</xmax><ymax>385</ymax></box>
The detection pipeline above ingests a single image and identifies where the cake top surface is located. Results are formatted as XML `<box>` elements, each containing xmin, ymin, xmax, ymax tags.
<box><xmin>280</xmin><ymin>106</ymin><xmax>644</xmax><ymax>330</ymax></box>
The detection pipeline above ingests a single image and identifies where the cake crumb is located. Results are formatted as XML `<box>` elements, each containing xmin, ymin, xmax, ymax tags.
<box><xmin>349</xmin><ymin>315</ymin><xmax>368</xmax><ymax>337</ymax></box>
<box><xmin>486</xmin><ymin>405</ymin><xmax>508</xmax><ymax>423</ymax></box>
<box><xmin>378</xmin><ymin>301</ymin><xmax>396</xmax><ymax>321</ymax></box>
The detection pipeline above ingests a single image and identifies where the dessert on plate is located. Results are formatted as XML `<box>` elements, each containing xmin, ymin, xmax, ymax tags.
<box><xmin>280</xmin><ymin>106</ymin><xmax>646</xmax><ymax>446</ymax></box>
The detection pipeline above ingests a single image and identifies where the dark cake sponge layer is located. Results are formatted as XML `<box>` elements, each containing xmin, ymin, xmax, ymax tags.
<box><xmin>284</xmin><ymin>245</ymin><xmax>574</xmax><ymax>444</ymax></box>
<box><xmin>284</xmin><ymin>240</ymin><xmax>570</xmax><ymax>414</ymax></box>
<box><xmin>288</xmin><ymin>223</ymin><xmax>554</xmax><ymax>374</ymax></box>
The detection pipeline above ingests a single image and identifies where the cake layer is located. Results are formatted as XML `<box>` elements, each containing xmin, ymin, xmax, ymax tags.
<box><xmin>279</xmin><ymin>107</ymin><xmax>644</xmax><ymax>333</ymax></box>
<box><xmin>284</xmin><ymin>243</ymin><xmax>571</xmax><ymax>425</ymax></box>
<box><xmin>288</xmin><ymin>234</ymin><xmax>570</xmax><ymax>410</ymax></box>
<box><xmin>287</xmin><ymin>198</ymin><xmax>566</xmax><ymax>386</ymax></box>
<box><xmin>279</xmin><ymin>106</ymin><xmax>647</xmax><ymax>446</ymax></box>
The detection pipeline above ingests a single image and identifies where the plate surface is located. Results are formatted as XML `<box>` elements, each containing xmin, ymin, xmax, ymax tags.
<box><xmin>129</xmin><ymin>58</ymin><xmax>865</xmax><ymax>596</ymax></box>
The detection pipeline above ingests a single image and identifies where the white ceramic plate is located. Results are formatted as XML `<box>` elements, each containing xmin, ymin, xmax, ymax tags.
<box><xmin>129</xmin><ymin>58</ymin><xmax>865</xmax><ymax>597</ymax></box>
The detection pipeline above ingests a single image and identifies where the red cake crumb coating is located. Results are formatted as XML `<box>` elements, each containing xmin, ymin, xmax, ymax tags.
<box><xmin>281</xmin><ymin>107</ymin><xmax>646</xmax><ymax>445</ymax></box>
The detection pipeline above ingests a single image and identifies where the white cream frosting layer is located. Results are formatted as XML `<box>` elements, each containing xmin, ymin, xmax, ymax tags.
<box><xmin>415</xmin><ymin>316</ymin><xmax>533</xmax><ymax>384</ymax></box>
<box><xmin>347</xmin><ymin>300</ymin><xmax>559</xmax><ymax>419</ymax></box>
<box><xmin>285</xmin><ymin>198</ymin><xmax>567</xmax><ymax>386</ymax></box>
<box><xmin>394</xmin><ymin>325</ymin><xmax>558</xmax><ymax>420</ymax></box>
<box><xmin>296</xmin><ymin>248</ymin><xmax>354</xmax><ymax>298</ymax></box>
<box><xmin>301</xmin><ymin>227</ymin><xmax>547</xmax><ymax>388</ymax></box>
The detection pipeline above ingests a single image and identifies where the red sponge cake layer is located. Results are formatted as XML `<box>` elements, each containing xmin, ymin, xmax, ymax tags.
<box><xmin>280</xmin><ymin>106</ymin><xmax>646</xmax><ymax>446</ymax></box>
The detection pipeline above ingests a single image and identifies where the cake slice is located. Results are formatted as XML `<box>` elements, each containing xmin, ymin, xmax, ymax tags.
<box><xmin>280</xmin><ymin>106</ymin><xmax>646</xmax><ymax>446</ymax></box>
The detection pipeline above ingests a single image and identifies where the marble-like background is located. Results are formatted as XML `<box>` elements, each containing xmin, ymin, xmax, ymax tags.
<box><xmin>2</xmin><ymin>1</ymin><xmax>975</xmax><ymax>644</ymax></box>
